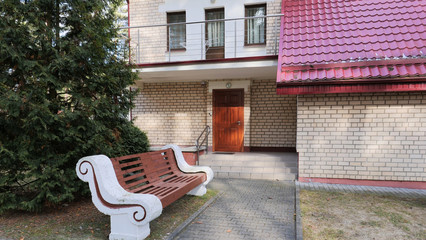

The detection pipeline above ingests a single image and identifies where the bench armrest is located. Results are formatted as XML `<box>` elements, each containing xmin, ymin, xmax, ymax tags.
<box><xmin>162</xmin><ymin>144</ymin><xmax>214</xmax><ymax>186</ymax></box>
<box><xmin>76</xmin><ymin>155</ymin><xmax>162</xmax><ymax>225</ymax></box>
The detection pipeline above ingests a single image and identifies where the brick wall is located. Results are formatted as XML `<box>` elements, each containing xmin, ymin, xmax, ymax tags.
<box><xmin>250</xmin><ymin>80</ymin><xmax>297</xmax><ymax>147</ymax></box>
<box><xmin>132</xmin><ymin>82</ymin><xmax>207</xmax><ymax>146</ymax></box>
<box><xmin>266</xmin><ymin>0</ymin><xmax>282</xmax><ymax>55</ymax></box>
<box><xmin>133</xmin><ymin>79</ymin><xmax>298</xmax><ymax>151</ymax></box>
<box><xmin>128</xmin><ymin>0</ymin><xmax>167</xmax><ymax>63</ymax></box>
<box><xmin>297</xmin><ymin>92</ymin><xmax>426</xmax><ymax>182</ymax></box>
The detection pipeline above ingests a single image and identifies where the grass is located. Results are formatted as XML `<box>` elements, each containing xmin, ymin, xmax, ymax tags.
<box><xmin>0</xmin><ymin>189</ymin><xmax>218</xmax><ymax>240</ymax></box>
<box><xmin>300</xmin><ymin>190</ymin><xmax>426</xmax><ymax>240</ymax></box>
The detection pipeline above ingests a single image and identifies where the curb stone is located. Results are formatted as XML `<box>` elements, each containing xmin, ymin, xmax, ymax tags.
<box><xmin>295</xmin><ymin>183</ymin><xmax>303</xmax><ymax>240</ymax></box>
<box><xmin>166</xmin><ymin>192</ymin><xmax>223</xmax><ymax>240</ymax></box>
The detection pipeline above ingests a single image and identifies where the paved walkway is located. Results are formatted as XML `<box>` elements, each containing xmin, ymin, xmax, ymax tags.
<box><xmin>174</xmin><ymin>179</ymin><xmax>296</xmax><ymax>240</ymax></box>
<box><xmin>172</xmin><ymin>179</ymin><xmax>426</xmax><ymax>240</ymax></box>
<box><xmin>296</xmin><ymin>181</ymin><xmax>426</xmax><ymax>197</ymax></box>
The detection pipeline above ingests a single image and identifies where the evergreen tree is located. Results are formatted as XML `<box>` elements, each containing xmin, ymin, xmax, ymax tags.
<box><xmin>0</xmin><ymin>0</ymin><xmax>148</xmax><ymax>212</ymax></box>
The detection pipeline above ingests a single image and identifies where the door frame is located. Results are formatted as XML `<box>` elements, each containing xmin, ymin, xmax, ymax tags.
<box><xmin>212</xmin><ymin>88</ymin><xmax>244</xmax><ymax>152</ymax></box>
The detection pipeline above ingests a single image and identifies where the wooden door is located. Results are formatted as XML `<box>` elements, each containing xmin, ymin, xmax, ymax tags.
<box><xmin>205</xmin><ymin>8</ymin><xmax>224</xmax><ymax>59</ymax></box>
<box><xmin>213</xmin><ymin>89</ymin><xmax>244</xmax><ymax>152</ymax></box>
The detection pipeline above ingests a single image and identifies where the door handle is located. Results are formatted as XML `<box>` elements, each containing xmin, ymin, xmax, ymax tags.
<box><xmin>236</xmin><ymin>121</ymin><xmax>241</xmax><ymax>125</ymax></box>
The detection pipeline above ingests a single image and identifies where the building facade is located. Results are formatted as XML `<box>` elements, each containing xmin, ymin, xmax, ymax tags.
<box><xmin>127</xmin><ymin>0</ymin><xmax>426</xmax><ymax>188</ymax></box>
<box><xmin>128</xmin><ymin>0</ymin><xmax>294</xmax><ymax>152</ymax></box>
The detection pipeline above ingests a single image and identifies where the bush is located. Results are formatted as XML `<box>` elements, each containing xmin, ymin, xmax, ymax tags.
<box><xmin>0</xmin><ymin>0</ymin><xmax>148</xmax><ymax>212</ymax></box>
<box><xmin>112</xmin><ymin>122</ymin><xmax>150</xmax><ymax>157</ymax></box>
<box><xmin>0</xmin><ymin>117</ymin><xmax>150</xmax><ymax>213</ymax></box>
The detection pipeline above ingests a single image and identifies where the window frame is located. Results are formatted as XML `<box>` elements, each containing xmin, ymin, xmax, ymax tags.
<box><xmin>205</xmin><ymin>8</ymin><xmax>225</xmax><ymax>48</ymax></box>
<box><xmin>167</xmin><ymin>11</ymin><xmax>186</xmax><ymax>51</ymax></box>
<box><xmin>244</xmin><ymin>4</ymin><xmax>267</xmax><ymax>46</ymax></box>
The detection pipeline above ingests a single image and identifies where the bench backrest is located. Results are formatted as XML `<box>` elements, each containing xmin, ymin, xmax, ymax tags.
<box><xmin>110</xmin><ymin>149</ymin><xmax>180</xmax><ymax>193</ymax></box>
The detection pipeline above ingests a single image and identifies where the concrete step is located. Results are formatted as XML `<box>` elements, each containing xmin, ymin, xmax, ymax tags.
<box><xmin>200</xmin><ymin>159</ymin><xmax>297</xmax><ymax>168</ymax></box>
<box><xmin>209</xmin><ymin>165</ymin><xmax>297</xmax><ymax>174</ymax></box>
<box><xmin>214</xmin><ymin>171</ymin><xmax>296</xmax><ymax>181</ymax></box>
<box><xmin>199</xmin><ymin>152</ymin><xmax>298</xmax><ymax>181</ymax></box>
<box><xmin>201</xmin><ymin>152</ymin><xmax>296</xmax><ymax>161</ymax></box>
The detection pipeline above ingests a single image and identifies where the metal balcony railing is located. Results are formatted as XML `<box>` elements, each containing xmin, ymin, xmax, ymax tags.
<box><xmin>121</xmin><ymin>14</ymin><xmax>283</xmax><ymax>65</ymax></box>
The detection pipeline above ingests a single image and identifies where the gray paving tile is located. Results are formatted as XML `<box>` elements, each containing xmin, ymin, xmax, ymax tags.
<box><xmin>174</xmin><ymin>179</ymin><xmax>296</xmax><ymax>240</ymax></box>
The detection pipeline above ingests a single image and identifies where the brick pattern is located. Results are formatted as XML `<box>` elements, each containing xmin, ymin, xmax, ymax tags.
<box><xmin>297</xmin><ymin>92</ymin><xmax>426</xmax><ymax>182</ymax></box>
<box><xmin>251</xmin><ymin>80</ymin><xmax>297</xmax><ymax>147</ymax></box>
<box><xmin>133</xmin><ymin>79</ymin><xmax>298</xmax><ymax>151</ymax></box>
<box><xmin>266</xmin><ymin>0</ymin><xmax>282</xmax><ymax>55</ymax></box>
<box><xmin>132</xmin><ymin>82</ymin><xmax>207</xmax><ymax>146</ymax></box>
<box><xmin>128</xmin><ymin>0</ymin><xmax>167</xmax><ymax>63</ymax></box>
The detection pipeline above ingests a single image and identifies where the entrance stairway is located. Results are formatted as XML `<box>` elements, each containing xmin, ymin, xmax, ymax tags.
<box><xmin>199</xmin><ymin>152</ymin><xmax>298</xmax><ymax>181</ymax></box>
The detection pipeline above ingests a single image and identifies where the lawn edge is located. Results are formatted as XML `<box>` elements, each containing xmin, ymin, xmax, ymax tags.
<box><xmin>165</xmin><ymin>191</ymin><xmax>223</xmax><ymax>240</ymax></box>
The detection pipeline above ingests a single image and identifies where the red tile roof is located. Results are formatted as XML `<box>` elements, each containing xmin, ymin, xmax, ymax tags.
<box><xmin>277</xmin><ymin>0</ymin><xmax>426</xmax><ymax>91</ymax></box>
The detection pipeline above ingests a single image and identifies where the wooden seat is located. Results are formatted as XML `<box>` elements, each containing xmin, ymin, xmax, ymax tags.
<box><xmin>111</xmin><ymin>148</ymin><xmax>206</xmax><ymax>207</ymax></box>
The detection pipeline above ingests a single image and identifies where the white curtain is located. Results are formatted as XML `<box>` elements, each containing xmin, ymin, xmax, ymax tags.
<box><xmin>206</xmin><ymin>10</ymin><xmax>224</xmax><ymax>47</ymax></box>
<box><xmin>247</xmin><ymin>6</ymin><xmax>265</xmax><ymax>44</ymax></box>
<box><xmin>170</xmin><ymin>24</ymin><xmax>185</xmax><ymax>49</ymax></box>
<box><xmin>168</xmin><ymin>13</ymin><xmax>186</xmax><ymax>49</ymax></box>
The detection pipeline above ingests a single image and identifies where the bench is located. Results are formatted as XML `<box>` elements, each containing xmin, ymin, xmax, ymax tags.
<box><xmin>76</xmin><ymin>144</ymin><xmax>214</xmax><ymax>240</ymax></box>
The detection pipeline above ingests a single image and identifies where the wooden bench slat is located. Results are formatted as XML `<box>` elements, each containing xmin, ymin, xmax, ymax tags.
<box><xmin>110</xmin><ymin>148</ymin><xmax>207</xmax><ymax>208</ymax></box>
<box><xmin>121</xmin><ymin>172</ymin><xmax>147</xmax><ymax>184</ymax></box>
<box><xmin>112</xmin><ymin>153</ymin><xmax>144</xmax><ymax>161</ymax></box>
<box><xmin>113</xmin><ymin>158</ymin><xmax>143</xmax><ymax>168</ymax></box>
<box><xmin>128</xmin><ymin>172</ymin><xmax>179</xmax><ymax>193</ymax></box>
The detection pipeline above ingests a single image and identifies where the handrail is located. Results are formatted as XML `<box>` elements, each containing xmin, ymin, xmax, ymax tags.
<box><xmin>123</xmin><ymin>14</ymin><xmax>283</xmax><ymax>64</ymax></box>
<box><xmin>120</xmin><ymin>14</ymin><xmax>284</xmax><ymax>30</ymax></box>
<box><xmin>195</xmin><ymin>125</ymin><xmax>210</xmax><ymax>165</ymax></box>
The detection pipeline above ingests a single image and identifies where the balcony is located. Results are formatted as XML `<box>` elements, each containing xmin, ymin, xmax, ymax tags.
<box><xmin>125</xmin><ymin>14</ymin><xmax>283</xmax><ymax>65</ymax></box>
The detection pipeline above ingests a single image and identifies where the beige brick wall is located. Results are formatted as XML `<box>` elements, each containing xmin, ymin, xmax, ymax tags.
<box><xmin>133</xmin><ymin>80</ymin><xmax>298</xmax><ymax>150</ymax></box>
<box><xmin>266</xmin><ymin>0</ymin><xmax>282</xmax><ymax>55</ymax></box>
<box><xmin>132</xmin><ymin>82</ymin><xmax>207</xmax><ymax>146</ymax></box>
<box><xmin>128</xmin><ymin>0</ymin><xmax>167</xmax><ymax>63</ymax></box>
<box><xmin>297</xmin><ymin>92</ymin><xmax>426</xmax><ymax>182</ymax></box>
<box><xmin>250</xmin><ymin>79</ymin><xmax>297</xmax><ymax>147</ymax></box>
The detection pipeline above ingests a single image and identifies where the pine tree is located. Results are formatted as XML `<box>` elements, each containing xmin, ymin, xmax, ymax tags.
<box><xmin>0</xmin><ymin>0</ymin><xmax>148</xmax><ymax>212</ymax></box>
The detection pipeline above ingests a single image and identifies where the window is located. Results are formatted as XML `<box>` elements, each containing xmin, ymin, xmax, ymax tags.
<box><xmin>245</xmin><ymin>4</ymin><xmax>266</xmax><ymax>45</ymax></box>
<box><xmin>167</xmin><ymin>12</ymin><xmax>186</xmax><ymax>50</ymax></box>
<box><xmin>205</xmin><ymin>8</ymin><xmax>225</xmax><ymax>48</ymax></box>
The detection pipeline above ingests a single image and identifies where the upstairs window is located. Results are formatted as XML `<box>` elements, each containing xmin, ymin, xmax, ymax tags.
<box><xmin>167</xmin><ymin>12</ymin><xmax>186</xmax><ymax>50</ymax></box>
<box><xmin>245</xmin><ymin>4</ymin><xmax>266</xmax><ymax>45</ymax></box>
<box><xmin>205</xmin><ymin>8</ymin><xmax>225</xmax><ymax>59</ymax></box>
<box><xmin>205</xmin><ymin>8</ymin><xmax>225</xmax><ymax>48</ymax></box>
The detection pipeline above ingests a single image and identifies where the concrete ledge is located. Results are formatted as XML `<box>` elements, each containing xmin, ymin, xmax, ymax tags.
<box><xmin>299</xmin><ymin>177</ymin><xmax>426</xmax><ymax>190</ymax></box>
<box><xmin>297</xmin><ymin>181</ymin><xmax>426</xmax><ymax>198</ymax></box>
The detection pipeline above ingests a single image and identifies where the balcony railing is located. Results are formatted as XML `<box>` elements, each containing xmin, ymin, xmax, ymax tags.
<box><xmin>122</xmin><ymin>14</ymin><xmax>283</xmax><ymax>65</ymax></box>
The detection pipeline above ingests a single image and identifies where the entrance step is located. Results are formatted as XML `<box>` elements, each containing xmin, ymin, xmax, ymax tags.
<box><xmin>199</xmin><ymin>152</ymin><xmax>298</xmax><ymax>181</ymax></box>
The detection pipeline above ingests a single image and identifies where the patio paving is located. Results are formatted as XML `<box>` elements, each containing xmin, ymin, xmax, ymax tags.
<box><xmin>170</xmin><ymin>177</ymin><xmax>425</xmax><ymax>240</ymax></box>
<box><xmin>173</xmin><ymin>178</ymin><xmax>297</xmax><ymax>240</ymax></box>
